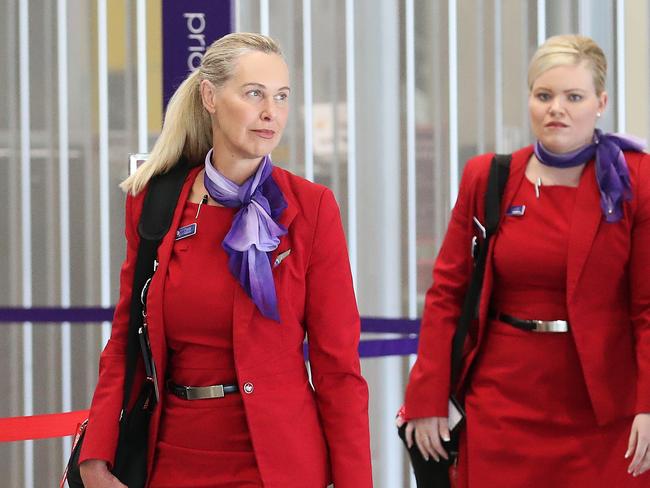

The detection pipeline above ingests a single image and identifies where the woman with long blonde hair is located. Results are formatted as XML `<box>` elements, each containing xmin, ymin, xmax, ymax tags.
<box><xmin>79</xmin><ymin>32</ymin><xmax>373</xmax><ymax>488</ymax></box>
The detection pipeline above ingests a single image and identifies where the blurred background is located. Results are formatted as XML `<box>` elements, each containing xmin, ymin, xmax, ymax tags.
<box><xmin>0</xmin><ymin>0</ymin><xmax>649</xmax><ymax>486</ymax></box>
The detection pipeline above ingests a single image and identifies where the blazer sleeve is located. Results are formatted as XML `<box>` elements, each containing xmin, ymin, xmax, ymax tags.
<box><xmin>629</xmin><ymin>153</ymin><xmax>650</xmax><ymax>413</ymax></box>
<box><xmin>304</xmin><ymin>189</ymin><xmax>373</xmax><ymax>488</ymax></box>
<box><xmin>79</xmin><ymin>191</ymin><xmax>143</xmax><ymax>467</ymax></box>
<box><xmin>404</xmin><ymin>157</ymin><xmax>485</xmax><ymax>419</ymax></box>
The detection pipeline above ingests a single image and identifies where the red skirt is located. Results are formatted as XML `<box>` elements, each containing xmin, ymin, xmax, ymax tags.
<box><xmin>147</xmin><ymin>390</ymin><xmax>262</xmax><ymax>488</ymax></box>
<box><xmin>457</xmin><ymin>320</ymin><xmax>648</xmax><ymax>488</ymax></box>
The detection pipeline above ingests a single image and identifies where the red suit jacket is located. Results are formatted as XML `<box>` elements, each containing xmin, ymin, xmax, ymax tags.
<box><xmin>80</xmin><ymin>165</ymin><xmax>373</xmax><ymax>488</ymax></box>
<box><xmin>405</xmin><ymin>146</ymin><xmax>650</xmax><ymax>425</ymax></box>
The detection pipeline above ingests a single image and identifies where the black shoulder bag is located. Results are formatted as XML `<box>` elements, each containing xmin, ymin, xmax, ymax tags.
<box><xmin>398</xmin><ymin>154</ymin><xmax>511</xmax><ymax>488</ymax></box>
<box><xmin>63</xmin><ymin>161</ymin><xmax>190</xmax><ymax>488</ymax></box>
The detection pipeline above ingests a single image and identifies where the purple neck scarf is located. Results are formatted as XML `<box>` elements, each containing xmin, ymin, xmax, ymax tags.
<box><xmin>534</xmin><ymin>129</ymin><xmax>647</xmax><ymax>222</ymax></box>
<box><xmin>204</xmin><ymin>150</ymin><xmax>287</xmax><ymax>321</ymax></box>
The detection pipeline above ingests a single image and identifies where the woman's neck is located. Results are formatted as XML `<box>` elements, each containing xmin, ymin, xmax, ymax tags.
<box><xmin>526</xmin><ymin>154</ymin><xmax>585</xmax><ymax>187</ymax></box>
<box><xmin>210</xmin><ymin>149</ymin><xmax>262</xmax><ymax>186</ymax></box>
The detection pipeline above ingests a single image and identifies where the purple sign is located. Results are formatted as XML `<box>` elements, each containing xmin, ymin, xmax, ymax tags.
<box><xmin>162</xmin><ymin>0</ymin><xmax>234</xmax><ymax>109</ymax></box>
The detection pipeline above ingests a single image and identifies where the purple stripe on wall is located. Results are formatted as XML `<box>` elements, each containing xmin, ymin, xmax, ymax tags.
<box><xmin>303</xmin><ymin>338</ymin><xmax>419</xmax><ymax>359</ymax></box>
<box><xmin>0</xmin><ymin>308</ymin><xmax>421</xmax><ymax>334</ymax></box>
<box><xmin>162</xmin><ymin>0</ymin><xmax>234</xmax><ymax>109</ymax></box>
<box><xmin>0</xmin><ymin>307</ymin><xmax>115</xmax><ymax>323</ymax></box>
<box><xmin>0</xmin><ymin>308</ymin><xmax>421</xmax><ymax>357</ymax></box>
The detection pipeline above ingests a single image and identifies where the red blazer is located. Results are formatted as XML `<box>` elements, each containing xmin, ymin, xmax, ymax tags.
<box><xmin>80</xmin><ymin>165</ymin><xmax>373</xmax><ymax>488</ymax></box>
<box><xmin>405</xmin><ymin>146</ymin><xmax>650</xmax><ymax>426</ymax></box>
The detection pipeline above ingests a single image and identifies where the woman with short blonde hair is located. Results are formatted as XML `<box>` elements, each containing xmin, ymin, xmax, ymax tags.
<box><xmin>402</xmin><ymin>34</ymin><xmax>650</xmax><ymax>487</ymax></box>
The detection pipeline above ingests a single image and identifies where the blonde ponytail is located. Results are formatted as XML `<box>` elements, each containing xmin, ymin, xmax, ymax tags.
<box><xmin>120</xmin><ymin>32</ymin><xmax>283</xmax><ymax>195</ymax></box>
<box><xmin>120</xmin><ymin>69</ymin><xmax>211</xmax><ymax>194</ymax></box>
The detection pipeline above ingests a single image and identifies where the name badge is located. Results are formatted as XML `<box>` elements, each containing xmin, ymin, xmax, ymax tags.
<box><xmin>506</xmin><ymin>205</ymin><xmax>526</xmax><ymax>217</ymax></box>
<box><xmin>175</xmin><ymin>223</ymin><xmax>197</xmax><ymax>240</ymax></box>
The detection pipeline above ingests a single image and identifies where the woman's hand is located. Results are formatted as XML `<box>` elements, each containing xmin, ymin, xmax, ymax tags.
<box><xmin>404</xmin><ymin>416</ymin><xmax>450</xmax><ymax>462</ymax></box>
<box><xmin>79</xmin><ymin>459</ymin><xmax>127</xmax><ymax>488</ymax></box>
<box><xmin>626</xmin><ymin>413</ymin><xmax>650</xmax><ymax>477</ymax></box>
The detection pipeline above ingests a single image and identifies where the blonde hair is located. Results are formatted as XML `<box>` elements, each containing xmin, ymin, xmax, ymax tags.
<box><xmin>528</xmin><ymin>34</ymin><xmax>607</xmax><ymax>95</ymax></box>
<box><xmin>121</xmin><ymin>32</ymin><xmax>283</xmax><ymax>194</ymax></box>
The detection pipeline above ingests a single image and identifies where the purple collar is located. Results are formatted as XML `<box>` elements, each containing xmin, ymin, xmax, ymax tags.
<box><xmin>203</xmin><ymin>150</ymin><xmax>287</xmax><ymax>321</ymax></box>
<box><xmin>534</xmin><ymin>129</ymin><xmax>646</xmax><ymax>222</ymax></box>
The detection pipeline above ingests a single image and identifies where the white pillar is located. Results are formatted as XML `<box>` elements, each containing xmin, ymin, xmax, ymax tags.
<box><xmin>355</xmin><ymin>1</ymin><xmax>404</xmax><ymax>486</ymax></box>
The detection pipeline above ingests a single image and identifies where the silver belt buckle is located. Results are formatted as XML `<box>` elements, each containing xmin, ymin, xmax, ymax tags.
<box><xmin>532</xmin><ymin>319</ymin><xmax>569</xmax><ymax>333</ymax></box>
<box><xmin>185</xmin><ymin>384</ymin><xmax>225</xmax><ymax>400</ymax></box>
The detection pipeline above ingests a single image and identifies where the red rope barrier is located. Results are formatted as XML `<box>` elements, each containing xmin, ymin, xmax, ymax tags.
<box><xmin>0</xmin><ymin>409</ymin><xmax>89</xmax><ymax>442</ymax></box>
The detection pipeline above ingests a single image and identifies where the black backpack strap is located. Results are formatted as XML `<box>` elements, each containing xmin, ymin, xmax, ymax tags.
<box><xmin>450</xmin><ymin>154</ymin><xmax>511</xmax><ymax>389</ymax></box>
<box><xmin>485</xmin><ymin>154</ymin><xmax>511</xmax><ymax>236</ymax></box>
<box><xmin>121</xmin><ymin>161</ymin><xmax>191</xmax><ymax>414</ymax></box>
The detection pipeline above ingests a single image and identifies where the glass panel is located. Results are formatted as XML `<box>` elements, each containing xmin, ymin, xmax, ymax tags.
<box><xmin>269</xmin><ymin>0</ymin><xmax>305</xmax><ymax>178</ymax></box>
<box><xmin>413</xmin><ymin>0</ymin><xmax>450</xmax><ymax>309</ymax></box>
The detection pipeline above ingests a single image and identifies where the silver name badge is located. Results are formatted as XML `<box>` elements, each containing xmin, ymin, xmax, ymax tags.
<box><xmin>506</xmin><ymin>205</ymin><xmax>526</xmax><ymax>217</ymax></box>
<box><xmin>176</xmin><ymin>223</ymin><xmax>197</xmax><ymax>240</ymax></box>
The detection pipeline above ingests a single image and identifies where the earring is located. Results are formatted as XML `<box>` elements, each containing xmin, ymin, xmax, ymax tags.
<box><xmin>597</xmin><ymin>112</ymin><xmax>601</xmax><ymax>118</ymax></box>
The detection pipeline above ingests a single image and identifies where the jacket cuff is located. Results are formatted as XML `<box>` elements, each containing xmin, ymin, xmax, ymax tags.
<box><xmin>403</xmin><ymin>381</ymin><xmax>449</xmax><ymax>420</ymax></box>
<box><xmin>78</xmin><ymin>415</ymin><xmax>118</xmax><ymax>469</ymax></box>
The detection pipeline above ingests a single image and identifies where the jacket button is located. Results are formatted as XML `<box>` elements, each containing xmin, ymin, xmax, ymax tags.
<box><xmin>243</xmin><ymin>382</ymin><xmax>254</xmax><ymax>394</ymax></box>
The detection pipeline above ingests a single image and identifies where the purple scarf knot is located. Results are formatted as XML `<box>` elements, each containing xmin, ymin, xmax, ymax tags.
<box><xmin>204</xmin><ymin>150</ymin><xmax>287</xmax><ymax>321</ymax></box>
<box><xmin>534</xmin><ymin>129</ymin><xmax>647</xmax><ymax>222</ymax></box>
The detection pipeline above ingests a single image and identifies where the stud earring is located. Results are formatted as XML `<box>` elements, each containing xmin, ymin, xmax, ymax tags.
<box><xmin>596</xmin><ymin>112</ymin><xmax>601</xmax><ymax>118</ymax></box>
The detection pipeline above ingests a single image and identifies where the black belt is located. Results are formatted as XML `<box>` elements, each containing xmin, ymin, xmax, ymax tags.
<box><xmin>166</xmin><ymin>381</ymin><xmax>239</xmax><ymax>400</ymax></box>
<box><xmin>489</xmin><ymin>310</ymin><xmax>570</xmax><ymax>333</ymax></box>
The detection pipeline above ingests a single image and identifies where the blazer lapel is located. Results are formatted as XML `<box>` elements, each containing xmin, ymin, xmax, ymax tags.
<box><xmin>148</xmin><ymin>166</ymin><xmax>201</xmax><ymax>365</ymax></box>
<box><xmin>567</xmin><ymin>161</ymin><xmax>601</xmax><ymax>300</ymax></box>
<box><xmin>459</xmin><ymin>150</ymin><xmax>529</xmax><ymax>388</ymax></box>
<box><xmin>144</xmin><ymin>165</ymin><xmax>199</xmax><ymax>480</ymax></box>
<box><xmin>269</xmin><ymin>172</ymin><xmax>298</xmax><ymax>267</ymax></box>
<box><xmin>232</xmin><ymin>283</ymin><xmax>257</xmax><ymax>355</ymax></box>
<box><xmin>476</xmin><ymin>149</ymin><xmax>528</xmax><ymax>338</ymax></box>
<box><xmin>232</xmin><ymin>171</ymin><xmax>298</xmax><ymax>334</ymax></box>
